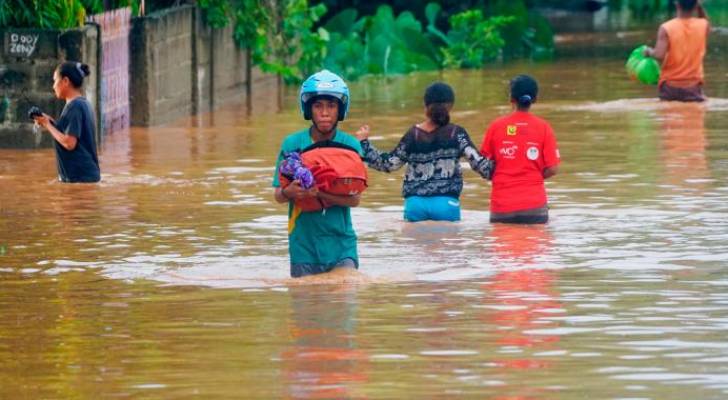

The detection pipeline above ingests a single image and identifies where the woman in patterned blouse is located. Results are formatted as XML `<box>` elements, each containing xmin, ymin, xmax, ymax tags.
<box><xmin>355</xmin><ymin>82</ymin><xmax>494</xmax><ymax>222</ymax></box>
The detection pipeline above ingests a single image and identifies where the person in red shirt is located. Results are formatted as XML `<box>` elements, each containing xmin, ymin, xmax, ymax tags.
<box><xmin>480</xmin><ymin>75</ymin><xmax>560</xmax><ymax>224</ymax></box>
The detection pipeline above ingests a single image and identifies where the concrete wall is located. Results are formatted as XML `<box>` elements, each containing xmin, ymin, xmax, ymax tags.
<box><xmin>193</xmin><ymin>9</ymin><xmax>214</xmax><ymax>115</ymax></box>
<box><xmin>131</xmin><ymin>5</ymin><xmax>276</xmax><ymax>126</ymax></box>
<box><xmin>212</xmin><ymin>25</ymin><xmax>249</xmax><ymax>105</ymax></box>
<box><xmin>130</xmin><ymin>5</ymin><xmax>194</xmax><ymax>126</ymax></box>
<box><xmin>0</xmin><ymin>26</ymin><xmax>100</xmax><ymax>148</ymax></box>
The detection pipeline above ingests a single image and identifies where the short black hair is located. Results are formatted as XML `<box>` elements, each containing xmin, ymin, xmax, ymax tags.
<box><xmin>510</xmin><ymin>74</ymin><xmax>538</xmax><ymax>109</ymax></box>
<box><xmin>677</xmin><ymin>0</ymin><xmax>697</xmax><ymax>11</ymax></box>
<box><xmin>57</xmin><ymin>61</ymin><xmax>90</xmax><ymax>88</ymax></box>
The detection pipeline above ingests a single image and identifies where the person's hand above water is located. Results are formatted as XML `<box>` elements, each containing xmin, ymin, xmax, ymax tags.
<box><xmin>355</xmin><ymin>124</ymin><xmax>370</xmax><ymax>141</ymax></box>
<box><xmin>33</xmin><ymin>113</ymin><xmax>53</xmax><ymax>130</ymax></box>
<box><xmin>284</xmin><ymin>180</ymin><xmax>319</xmax><ymax>199</ymax></box>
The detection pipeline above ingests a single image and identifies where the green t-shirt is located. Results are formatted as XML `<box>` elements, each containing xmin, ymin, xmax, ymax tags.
<box><xmin>273</xmin><ymin>128</ymin><xmax>364</xmax><ymax>267</ymax></box>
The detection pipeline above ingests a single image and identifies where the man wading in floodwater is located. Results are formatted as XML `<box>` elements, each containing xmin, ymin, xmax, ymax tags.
<box><xmin>272</xmin><ymin>70</ymin><xmax>364</xmax><ymax>279</ymax></box>
<box><xmin>644</xmin><ymin>0</ymin><xmax>710</xmax><ymax>102</ymax></box>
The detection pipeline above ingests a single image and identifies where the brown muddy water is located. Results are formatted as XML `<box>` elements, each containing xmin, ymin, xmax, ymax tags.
<box><xmin>1</xmin><ymin>58</ymin><xmax>728</xmax><ymax>399</ymax></box>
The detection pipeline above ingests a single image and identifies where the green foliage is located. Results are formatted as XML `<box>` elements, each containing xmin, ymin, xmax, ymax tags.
<box><xmin>323</xmin><ymin>5</ymin><xmax>442</xmax><ymax>79</ymax></box>
<box><xmin>440</xmin><ymin>10</ymin><xmax>513</xmax><ymax>68</ymax></box>
<box><xmin>424</xmin><ymin>2</ymin><xmax>449</xmax><ymax>45</ymax></box>
<box><xmin>624</xmin><ymin>0</ymin><xmax>667</xmax><ymax>21</ymax></box>
<box><xmin>705</xmin><ymin>0</ymin><xmax>728</xmax><ymax>26</ymax></box>
<box><xmin>0</xmin><ymin>0</ymin><xmax>143</xmax><ymax>28</ymax></box>
<box><xmin>523</xmin><ymin>11</ymin><xmax>554</xmax><ymax>61</ymax></box>
<box><xmin>258</xmin><ymin>0</ymin><xmax>329</xmax><ymax>83</ymax></box>
<box><xmin>196</xmin><ymin>0</ymin><xmax>329</xmax><ymax>83</ymax></box>
<box><xmin>322</xmin><ymin>2</ymin><xmax>552</xmax><ymax>77</ymax></box>
<box><xmin>82</xmin><ymin>0</ymin><xmax>141</xmax><ymax>16</ymax></box>
<box><xmin>367</xmin><ymin>6</ymin><xmax>440</xmax><ymax>74</ymax></box>
<box><xmin>231</xmin><ymin>0</ymin><xmax>267</xmax><ymax>54</ymax></box>
<box><xmin>606</xmin><ymin>0</ymin><xmax>727</xmax><ymax>27</ymax></box>
<box><xmin>80</xmin><ymin>0</ymin><xmax>105</xmax><ymax>14</ymax></box>
<box><xmin>198</xmin><ymin>0</ymin><xmax>232</xmax><ymax>28</ymax></box>
<box><xmin>323</xmin><ymin>9</ymin><xmax>366</xmax><ymax>79</ymax></box>
<box><xmin>491</xmin><ymin>0</ymin><xmax>553</xmax><ymax>61</ymax></box>
<box><xmin>0</xmin><ymin>0</ymin><xmax>86</xmax><ymax>29</ymax></box>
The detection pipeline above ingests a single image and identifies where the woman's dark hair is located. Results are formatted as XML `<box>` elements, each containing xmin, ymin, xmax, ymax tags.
<box><xmin>510</xmin><ymin>74</ymin><xmax>538</xmax><ymax>110</ymax></box>
<box><xmin>57</xmin><ymin>61</ymin><xmax>91</xmax><ymax>88</ymax></box>
<box><xmin>424</xmin><ymin>82</ymin><xmax>454</xmax><ymax>127</ymax></box>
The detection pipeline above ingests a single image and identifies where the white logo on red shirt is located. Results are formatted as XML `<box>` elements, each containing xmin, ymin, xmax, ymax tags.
<box><xmin>500</xmin><ymin>145</ymin><xmax>518</xmax><ymax>159</ymax></box>
<box><xmin>527</xmin><ymin>146</ymin><xmax>539</xmax><ymax>160</ymax></box>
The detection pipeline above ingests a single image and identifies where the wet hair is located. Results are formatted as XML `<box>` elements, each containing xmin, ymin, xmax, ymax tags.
<box><xmin>424</xmin><ymin>82</ymin><xmax>455</xmax><ymax>127</ymax></box>
<box><xmin>56</xmin><ymin>61</ymin><xmax>90</xmax><ymax>88</ymax></box>
<box><xmin>677</xmin><ymin>0</ymin><xmax>697</xmax><ymax>11</ymax></box>
<box><xmin>510</xmin><ymin>74</ymin><xmax>538</xmax><ymax>110</ymax></box>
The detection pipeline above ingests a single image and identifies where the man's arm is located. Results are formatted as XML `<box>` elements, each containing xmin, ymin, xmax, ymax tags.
<box><xmin>318</xmin><ymin>192</ymin><xmax>360</xmax><ymax>208</ymax></box>
<box><xmin>275</xmin><ymin>187</ymin><xmax>361</xmax><ymax>207</ymax></box>
<box><xmin>274</xmin><ymin>187</ymin><xmax>290</xmax><ymax>204</ymax></box>
<box><xmin>543</xmin><ymin>166</ymin><xmax>559</xmax><ymax>179</ymax></box>
<box><xmin>274</xmin><ymin>181</ymin><xmax>318</xmax><ymax>204</ymax></box>
<box><xmin>645</xmin><ymin>26</ymin><xmax>669</xmax><ymax>62</ymax></box>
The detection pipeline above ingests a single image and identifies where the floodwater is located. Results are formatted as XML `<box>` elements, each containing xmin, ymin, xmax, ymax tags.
<box><xmin>2</xmin><ymin>57</ymin><xmax>728</xmax><ymax>399</ymax></box>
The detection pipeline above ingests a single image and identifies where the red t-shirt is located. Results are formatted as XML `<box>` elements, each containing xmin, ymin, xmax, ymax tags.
<box><xmin>480</xmin><ymin>111</ymin><xmax>560</xmax><ymax>213</ymax></box>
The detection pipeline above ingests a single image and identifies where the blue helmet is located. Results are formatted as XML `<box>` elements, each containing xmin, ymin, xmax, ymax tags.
<box><xmin>300</xmin><ymin>70</ymin><xmax>350</xmax><ymax>121</ymax></box>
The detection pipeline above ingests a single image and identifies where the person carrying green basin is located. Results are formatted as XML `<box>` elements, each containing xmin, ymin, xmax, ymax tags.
<box><xmin>643</xmin><ymin>0</ymin><xmax>710</xmax><ymax>102</ymax></box>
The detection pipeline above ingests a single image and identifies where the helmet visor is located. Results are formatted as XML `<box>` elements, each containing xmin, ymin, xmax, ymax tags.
<box><xmin>301</xmin><ymin>91</ymin><xmax>348</xmax><ymax>105</ymax></box>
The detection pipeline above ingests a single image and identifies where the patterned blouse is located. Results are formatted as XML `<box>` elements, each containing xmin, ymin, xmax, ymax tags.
<box><xmin>360</xmin><ymin>124</ymin><xmax>494</xmax><ymax>199</ymax></box>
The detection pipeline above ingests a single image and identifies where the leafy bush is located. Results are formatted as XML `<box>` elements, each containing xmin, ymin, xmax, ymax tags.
<box><xmin>269</xmin><ymin>0</ymin><xmax>329</xmax><ymax>82</ymax></box>
<box><xmin>1</xmin><ymin>0</ymin><xmax>143</xmax><ymax>28</ymax></box>
<box><xmin>623</xmin><ymin>0</ymin><xmax>668</xmax><ymax>21</ymax></box>
<box><xmin>323</xmin><ymin>5</ymin><xmax>442</xmax><ymax>79</ymax></box>
<box><xmin>198</xmin><ymin>0</ymin><xmax>232</xmax><ymax>28</ymax></box>
<box><xmin>491</xmin><ymin>0</ymin><xmax>553</xmax><ymax>61</ymax></box>
<box><xmin>439</xmin><ymin>10</ymin><xmax>514</xmax><ymax>68</ymax></box>
<box><xmin>0</xmin><ymin>0</ymin><xmax>86</xmax><ymax>29</ymax></box>
<box><xmin>321</xmin><ymin>2</ymin><xmax>551</xmax><ymax>77</ymax></box>
<box><xmin>704</xmin><ymin>0</ymin><xmax>728</xmax><ymax>26</ymax></box>
<box><xmin>197</xmin><ymin>0</ymin><xmax>329</xmax><ymax>83</ymax></box>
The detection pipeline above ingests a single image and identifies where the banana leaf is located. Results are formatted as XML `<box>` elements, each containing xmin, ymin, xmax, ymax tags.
<box><xmin>324</xmin><ymin>8</ymin><xmax>358</xmax><ymax>36</ymax></box>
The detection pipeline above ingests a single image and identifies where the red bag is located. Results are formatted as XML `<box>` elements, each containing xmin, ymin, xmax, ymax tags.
<box><xmin>279</xmin><ymin>142</ymin><xmax>368</xmax><ymax>212</ymax></box>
